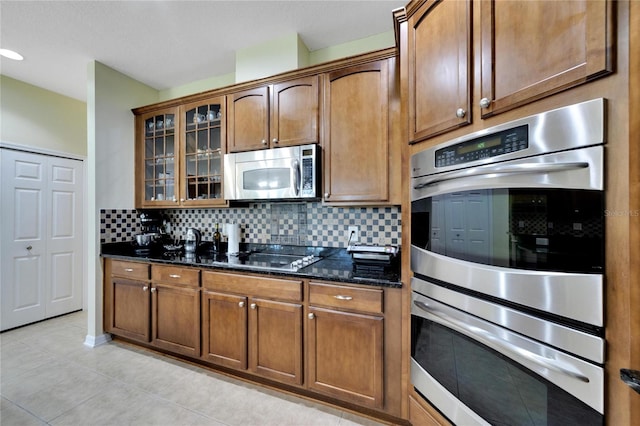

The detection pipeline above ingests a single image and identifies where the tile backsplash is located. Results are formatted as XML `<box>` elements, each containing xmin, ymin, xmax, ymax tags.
<box><xmin>101</xmin><ymin>202</ymin><xmax>401</xmax><ymax>248</ymax></box>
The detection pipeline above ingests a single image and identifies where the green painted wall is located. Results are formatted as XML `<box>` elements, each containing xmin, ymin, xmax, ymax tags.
<box><xmin>0</xmin><ymin>75</ymin><xmax>87</xmax><ymax>156</ymax></box>
<box><xmin>309</xmin><ymin>31</ymin><xmax>395</xmax><ymax>65</ymax></box>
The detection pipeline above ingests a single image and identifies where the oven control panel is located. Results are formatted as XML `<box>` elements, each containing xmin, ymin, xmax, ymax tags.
<box><xmin>435</xmin><ymin>125</ymin><xmax>529</xmax><ymax>167</ymax></box>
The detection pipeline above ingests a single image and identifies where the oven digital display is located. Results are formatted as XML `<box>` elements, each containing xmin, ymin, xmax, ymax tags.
<box><xmin>435</xmin><ymin>125</ymin><xmax>528</xmax><ymax>167</ymax></box>
<box><xmin>457</xmin><ymin>138</ymin><xmax>501</xmax><ymax>155</ymax></box>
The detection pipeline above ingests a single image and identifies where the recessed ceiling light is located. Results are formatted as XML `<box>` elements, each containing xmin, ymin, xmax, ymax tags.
<box><xmin>0</xmin><ymin>49</ymin><xmax>24</xmax><ymax>61</ymax></box>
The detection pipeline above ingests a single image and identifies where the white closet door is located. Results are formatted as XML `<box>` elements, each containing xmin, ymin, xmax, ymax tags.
<box><xmin>1</xmin><ymin>149</ymin><xmax>84</xmax><ymax>331</ymax></box>
<box><xmin>1</xmin><ymin>150</ymin><xmax>48</xmax><ymax>330</ymax></box>
<box><xmin>46</xmin><ymin>156</ymin><xmax>83</xmax><ymax>317</ymax></box>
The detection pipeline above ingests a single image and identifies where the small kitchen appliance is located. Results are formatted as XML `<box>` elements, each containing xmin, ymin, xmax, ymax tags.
<box><xmin>224</xmin><ymin>144</ymin><xmax>320</xmax><ymax>201</ymax></box>
<box><xmin>184</xmin><ymin>228</ymin><xmax>201</xmax><ymax>254</ymax></box>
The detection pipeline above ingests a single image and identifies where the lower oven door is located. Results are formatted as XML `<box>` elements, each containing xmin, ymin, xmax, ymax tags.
<box><xmin>411</xmin><ymin>290</ymin><xmax>604</xmax><ymax>426</ymax></box>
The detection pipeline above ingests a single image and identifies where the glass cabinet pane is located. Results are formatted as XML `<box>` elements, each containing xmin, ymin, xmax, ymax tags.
<box><xmin>143</xmin><ymin>112</ymin><xmax>176</xmax><ymax>202</ymax></box>
<box><xmin>183</xmin><ymin>100</ymin><xmax>223</xmax><ymax>201</ymax></box>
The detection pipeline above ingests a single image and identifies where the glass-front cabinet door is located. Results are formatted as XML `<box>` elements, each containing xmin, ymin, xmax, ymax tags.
<box><xmin>136</xmin><ymin>108</ymin><xmax>179</xmax><ymax>207</ymax></box>
<box><xmin>181</xmin><ymin>97</ymin><xmax>227</xmax><ymax>206</ymax></box>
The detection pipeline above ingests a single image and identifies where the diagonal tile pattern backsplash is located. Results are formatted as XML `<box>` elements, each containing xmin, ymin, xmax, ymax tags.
<box><xmin>101</xmin><ymin>202</ymin><xmax>401</xmax><ymax>248</ymax></box>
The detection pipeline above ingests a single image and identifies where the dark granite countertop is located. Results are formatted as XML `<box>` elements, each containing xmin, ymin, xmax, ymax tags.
<box><xmin>101</xmin><ymin>241</ymin><xmax>402</xmax><ymax>288</ymax></box>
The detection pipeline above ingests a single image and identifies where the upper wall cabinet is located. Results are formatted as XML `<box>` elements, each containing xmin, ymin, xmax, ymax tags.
<box><xmin>479</xmin><ymin>0</ymin><xmax>614</xmax><ymax>117</ymax></box>
<box><xmin>408</xmin><ymin>0</ymin><xmax>471</xmax><ymax>143</ymax></box>
<box><xmin>136</xmin><ymin>107</ymin><xmax>180</xmax><ymax>208</ymax></box>
<box><xmin>406</xmin><ymin>0</ymin><xmax>614</xmax><ymax>143</ymax></box>
<box><xmin>323</xmin><ymin>60</ymin><xmax>390</xmax><ymax>204</ymax></box>
<box><xmin>135</xmin><ymin>98</ymin><xmax>228</xmax><ymax>209</ymax></box>
<box><xmin>227</xmin><ymin>76</ymin><xmax>320</xmax><ymax>153</ymax></box>
<box><xmin>180</xmin><ymin>97</ymin><xmax>227</xmax><ymax>206</ymax></box>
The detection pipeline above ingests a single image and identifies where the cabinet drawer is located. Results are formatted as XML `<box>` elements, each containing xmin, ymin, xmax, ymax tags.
<box><xmin>152</xmin><ymin>265</ymin><xmax>200</xmax><ymax>287</ymax></box>
<box><xmin>202</xmin><ymin>271</ymin><xmax>303</xmax><ymax>302</ymax></box>
<box><xmin>309</xmin><ymin>282</ymin><xmax>383</xmax><ymax>315</ymax></box>
<box><xmin>111</xmin><ymin>260</ymin><xmax>149</xmax><ymax>280</ymax></box>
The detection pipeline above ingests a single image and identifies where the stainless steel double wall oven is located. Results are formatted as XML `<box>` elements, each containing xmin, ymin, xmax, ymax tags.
<box><xmin>410</xmin><ymin>99</ymin><xmax>606</xmax><ymax>425</ymax></box>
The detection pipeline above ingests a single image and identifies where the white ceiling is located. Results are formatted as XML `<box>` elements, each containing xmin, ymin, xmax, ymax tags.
<box><xmin>0</xmin><ymin>0</ymin><xmax>404</xmax><ymax>102</ymax></box>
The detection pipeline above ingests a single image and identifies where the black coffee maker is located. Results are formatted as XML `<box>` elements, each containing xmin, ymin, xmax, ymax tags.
<box><xmin>139</xmin><ymin>211</ymin><xmax>163</xmax><ymax>234</ymax></box>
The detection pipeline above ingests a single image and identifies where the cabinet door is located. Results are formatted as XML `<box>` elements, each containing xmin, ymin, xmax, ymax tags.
<box><xmin>323</xmin><ymin>61</ymin><xmax>389</xmax><ymax>203</ymax></box>
<box><xmin>202</xmin><ymin>290</ymin><xmax>248</xmax><ymax>370</ymax></box>
<box><xmin>480</xmin><ymin>0</ymin><xmax>614</xmax><ymax>117</ymax></box>
<box><xmin>136</xmin><ymin>108</ymin><xmax>179</xmax><ymax>208</ymax></box>
<box><xmin>270</xmin><ymin>76</ymin><xmax>319</xmax><ymax>147</ymax></box>
<box><xmin>227</xmin><ymin>87</ymin><xmax>270</xmax><ymax>152</ymax></box>
<box><xmin>307</xmin><ymin>306</ymin><xmax>384</xmax><ymax>409</ymax></box>
<box><xmin>408</xmin><ymin>0</ymin><xmax>471</xmax><ymax>143</ymax></box>
<box><xmin>249</xmin><ymin>298</ymin><xmax>303</xmax><ymax>385</ymax></box>
<box><xmin>150</xmin><ymin>283</ymin><xmax>200</xmax><ymax>357</ymax></box>
<box><xmin>181</xmin><ymin>97</ymin><xmax>227</xmax><ymax>205</ymax></box>
<box><xmin>108</xmin><ymin>278</ymin><xmax>151</xmax><ymax>342</ymax></box>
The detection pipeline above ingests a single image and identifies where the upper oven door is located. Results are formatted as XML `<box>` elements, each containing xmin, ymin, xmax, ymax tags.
<box><xmin>410</xmin><ymin>148</ymin><xmax>605</xmax><ymax>326</ymax></box>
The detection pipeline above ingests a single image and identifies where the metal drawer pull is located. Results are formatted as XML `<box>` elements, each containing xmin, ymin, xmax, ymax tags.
<box><xmin>334</xmin><ymin>295</ymin><xmax>353</xmax><ymax>301</ymax></box>
<box><xmin>124</xmin><ymin>268</ymin><xmax>134</xmax><ymax>272</ymax></box>
<box><xmin>169</xmin><ymin>274</ymin><xmax>181</xmax><ymax>278</ymax></box>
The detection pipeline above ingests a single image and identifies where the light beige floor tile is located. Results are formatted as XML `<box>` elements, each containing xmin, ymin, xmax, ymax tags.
<box><xmin>0</xmin><ymin>397</ymin><xmax>46</xmax><ymax>426</ymax></box>
<box><xmin>0</xmin><ymin>341</ymin><xmax>58</xmax><ymax>384</ymax></box>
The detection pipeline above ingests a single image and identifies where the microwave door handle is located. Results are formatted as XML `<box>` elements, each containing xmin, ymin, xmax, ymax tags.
<box><xmin>292</xmin><ymin>159</ymin><xmax>300</xmax><ymax>196</ymax></box>
<box><xmin>413</xmin><ymin>161</ymin><xmax>589</xmax><ymax>190</ymax></box>
<box><xmin>413</xmin><ymin>300</ymin><xmax>591</xmax><ymax>383</ymax></box>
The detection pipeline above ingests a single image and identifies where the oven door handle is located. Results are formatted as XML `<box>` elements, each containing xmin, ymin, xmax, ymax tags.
<box><xmin>413</xmin><ymin>161</ymin><xmax>589</xmax><ymax>190</ymax></box>
<box><xmin>413</xmin><ymin>300</ymin><xmax>591</xmax><ymax>383</ymax></box>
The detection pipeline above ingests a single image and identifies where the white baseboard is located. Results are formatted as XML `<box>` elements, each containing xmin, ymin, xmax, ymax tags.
<box><xmin>84</xmin><ymin>333</ymin><xmax>112</xmax><ymax>348</ymax></box>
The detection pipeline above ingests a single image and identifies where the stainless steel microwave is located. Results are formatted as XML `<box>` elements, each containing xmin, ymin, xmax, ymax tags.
<box><xmin>223</xmin><ymin>144</ymin><xmax>320</xmax><ymax>201</ymax></box>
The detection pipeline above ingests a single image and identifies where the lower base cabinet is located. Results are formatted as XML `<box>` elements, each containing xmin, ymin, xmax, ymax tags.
<box><xmin>150</xmin><ymin>265</ymin><xmax>201</xmax><ymax>357</ymax></box>
<box><xmin>307</xmin><ymin>282</ymin><xmax>385</xmax><ymax>409</ymax></box>
<box><xmin>104</xmin><ymin>259</ymin><xmax>402</xmax><ymax>419</ymax></box>
<box><xmin>201</xmin><ymin>271</ymin><xmax>304</xmax><ymax>386</ymax></box>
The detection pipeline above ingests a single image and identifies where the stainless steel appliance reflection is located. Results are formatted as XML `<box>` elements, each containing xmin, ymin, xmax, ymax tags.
<box><xmin>410</xmin><ymin>99</ymin><xmax>606</xmax><ymax>425</ymax></box>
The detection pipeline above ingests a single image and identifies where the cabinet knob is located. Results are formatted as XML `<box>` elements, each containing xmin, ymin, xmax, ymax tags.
<box><xmin>308</xmin><ymin>313</ymin><xmax>315</xmax><ymax>320</ymax></box>
<box><xmin>455</xmin><ymin>108</ymin><xmax>466</xmax><ymax>118</ymax></box>
<box><xmin>250</xmin><ymin>303</ymin><xmax>257</xmax><ymax>310</ymax></box>
<box><xmin>261</xmin><ymin>140</ymin><xmax>267</xmax><ymax>145</ymax></box>
<box><xmin>324</xmin><ymin>192</ymin><xmax>329</xmax><ymax>199</ymax></box>
<box><xmin>180</xmin><ymin>198</ymin><xmax>185</xmax><ymax>202</ymax></box>
<box><xmin>239</xmin><ymin>301</ymin><xmax>245</xmax><ymax>308</ymax></box>
<box><xmin>272</xmin><ymin>138</ymin><xmax>278</xmax><ymax>144</ymax></box>
<box><xmin>150</xmin><ymin>287</ymin><xmax>157</xmax><ymax>293</ymax></box>
<box><xmin>142</xmin><ymin>286</ymin><xmax>148</xmax><ymax>292</ymax></box>
<box><xmin>479</xmin><ymin>97</ymin><xmax>491</xmax><ymax>109</ymax></box>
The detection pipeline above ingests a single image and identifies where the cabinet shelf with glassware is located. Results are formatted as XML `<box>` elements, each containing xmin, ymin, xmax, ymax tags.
<box><xmin>180</xmin><ymin>97</ymin><xmax>227</xmax><ymax>206</ymax></box>
<box><xmin>134</xmin><ymin>98</ymin><xmax>229</xmax><ymax>209</ymax></box>
<box><xmin>136</xmin><ymin>107</ymin><xmax>180</xmax><ymax>208</ymax></box>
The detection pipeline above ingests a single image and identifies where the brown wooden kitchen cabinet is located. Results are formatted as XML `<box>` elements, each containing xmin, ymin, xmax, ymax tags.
<box><xmin>227</xmin><ymin>75</ymin><xmax>319</xmax><ymax>153</ymax></box>
<box><xmin>307</xmin><ymin>282</ymin><xmax>385</xmax><ymax>409</ymax></box>
<box><xmin>104</xmin><ymin>259</ymin><xmax>151</xmax><ymax>342</ymax></box>
<box><xmin>179</xmin><ymin>97</ymin><xmax>227</xmax><ymax>206</ymax></box>
<box><xmin>201</xmin><ymin>271</ymin><xmax>304</xmax><ymax>386</ymax></box>
<box><xmin>323</xmin><ymin>60</ymin><xmax>390</xmax><ymax>204</ymax></box>
<box><xmin>406</xmin><ymin>0</ymin><xmax>614</xmax><ymax>143</ymax></box>
<box><xmin>135</xmin><ymin>107</ymin><xmax>180</xmax><ymax>208</ymax></box>
<box><xmin>150</xmin><ymin>265</ymin><xmax>201</xmax><ymax>358</ymax></box>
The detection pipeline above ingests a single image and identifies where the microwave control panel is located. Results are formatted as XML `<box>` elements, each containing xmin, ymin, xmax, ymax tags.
<box><xmin>435</xmin><ymin>125</ymin><xmax>529</xmax><ymax>168</ymax></box>
<box><xmin>300</xmin><ymin>148</ymin><xmax>316</xmax><ymax>196</ymax></box>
